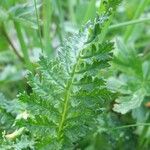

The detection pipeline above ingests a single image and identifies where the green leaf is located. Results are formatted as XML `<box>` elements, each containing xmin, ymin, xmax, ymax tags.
<box><xmin>15</xmin><ymin>1</ymin><xmax>120</xmax><ymax>148</ymax></box>
<box><xmin>0</xmin><ymin>93</ymin><xmax>26</xmax><ymax>134</ymax></box>
<box><xmin>8</xmin><ymin>3</ymin><xmax>40</xmax><ymax>29</ymax></box>
<box><xmin>0</xmin><ymin>135</ymin><xmax>35</xmax><ymax>150</ymax></box>
<box><xmin>109</xmin><ymin>37</ymin><xmax>150</xmax><ymax>114</ymax></box>
<box><xmin>113</xmin><ymin>89</ymin><xmax>146</xmax><ymax>114</ymax></box>
<box><xmin>113</xmin><ymin>37</ymin><xmax>142</xmax><ymax>77</ymax></box>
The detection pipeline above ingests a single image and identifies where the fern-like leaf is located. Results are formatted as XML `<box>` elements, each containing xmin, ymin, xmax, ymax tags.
<box><xmin>0</xmin><ymin>93</ymin><xmax>24</xmax><ymax>133</ymax></box>
<box><xmin>16</xmin><ymin>1</ymin><xmax>120</xmax><ymax>149</ymax></box>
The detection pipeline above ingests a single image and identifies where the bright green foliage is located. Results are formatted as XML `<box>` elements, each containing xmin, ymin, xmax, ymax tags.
<box><xmin>108</xmin><ymin>38</ymin><xmax>150</xmax><ymax>114</ymax></box>
<box><xmin>0</xmin><ymin>93</ymin><xmax>33</xmax><ymax>150</ymax></box>
<box><xmin>0</xmin><ymin>135</ymin><xmax>35</xmax><ymax>150</ymax></box>
<box><xmin>0</xmin><ymin>3</ymin><xmax>38</xmax><ymax>29</ymax></box>
<box><xmin>0</xmin><ymin>93</ymin><xmax>15</xmax><ymax>134</ymax></box>
<box><xmin>0</xmin><ymin>93</ymin><xmax>26</xmax><ymax>133</ymax></box>
<box><xmin>14</xmin><ymin>1</ymin><xmax>120</xmax><ymax>149</ymax></box>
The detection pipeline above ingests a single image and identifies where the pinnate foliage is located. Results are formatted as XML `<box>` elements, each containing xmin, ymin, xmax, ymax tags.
<box><xmin>0</xmin><ymin>2</ymin><xmax>38</xmax><ymax>29</ymax></box>
<box><xmin>0</xmin><ymin>93</ymin><xmax>24</xmax><ymax>134</ymax></box>
<box><xmin>108</xmin><ymin>38</ymin><xmax>150</xmax><ymax>114</ymax></box>
<box><xmin>0</xmin><ymin>93</ymin><xmax>34</xmax><ymax>150</ymax></box>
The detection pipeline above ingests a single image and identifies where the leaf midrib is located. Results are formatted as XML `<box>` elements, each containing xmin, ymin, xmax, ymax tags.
<box><xmin>57</xmin><ymin>52</ymin><xmax>81</xmax><ymax>139</ymax></box>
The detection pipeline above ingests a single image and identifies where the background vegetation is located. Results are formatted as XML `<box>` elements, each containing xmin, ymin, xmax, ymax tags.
<box><xmin>0</xmin><ymin>0</ymin><xmax>150</xmax><ymax>149</ymax></box>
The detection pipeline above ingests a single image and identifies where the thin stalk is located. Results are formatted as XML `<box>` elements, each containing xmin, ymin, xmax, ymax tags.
<box><xmin>111</xmin><ymin>123</ymin><xmax>150</xmax><ymax>130</ymax></box>
<box><xmin>14</xmin><ymin>22</ymin><xmax>32</xmax><ymax>70</ymax></box>
<box><xmin>33</xmin><ymin>0</ymin><xmax>43</xmax><ymax>52</ymax></box>
<box><xmin>2</xmin><ymin>24</ymin><xmax>24</xmax><ymax>62</ymax></box>
<box><xmin>82</xmin><ymin>0</ymin><xmax>96</xmax><ymax>24</ymax></box>
<box><xmin>43</xmin><ymin>0</ymin><xmax>52</xmax><ymax>55</ymax></box>
<box><xmin>68</xmin><ymin>0</ymin><xmax>76</xmax><ymax>23</ymax></box>
<box><xmin>56</xmin><ymin>0</ymin><xmax>64</xmax><ymax>43</ymax></box>
<box><xmin>58</xmin><ymin>49</ymin><xmax>82</xmax><ymax>139</ymax></box>
<box><xmin>109</xmin><ymin>17</ymin><xmax>150</xmax><ymax>30</ymax></box>
<box><xmin>124</xmin><ymin>0</ymin><xmax>149</xmax><ymax>41</ymax></box>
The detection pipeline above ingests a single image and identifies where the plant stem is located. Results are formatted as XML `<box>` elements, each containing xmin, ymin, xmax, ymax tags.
<box><xmin>33</xmin><ymin>0</ymin><xmax>43</xmax><ymax>52</ymax></box>
<box><xmin>56</xmin><ymin>0</ymin><xmax>64</xmax><ymax>43</ymax></box>
<box><xmin>109</xmin><ymin>17</ymin><xmax>150</xmax><ymax>29</ymax></box>
<box><xmin>2</xmin><ymin>24</ymin><xmax>24</xmax><ymax>62</ymax></box>
<box><xmin>82</xmin><ymin>0</ymin><xmax>96</xmax><ymax>24</ymax></box>
<box><xmin>14</xmin><ymin>22</ymin><xmax>32</xmax><ymax>70</ymax></box>
<box><xmin>124</xmin><ymin>0</ymin><xmax>149</xmax><ymax>41</ymax></box>
<box><xmin>58</xmin><ymin>49</ymin><xmax>81</xmax><ymax>140</ymax></box>
<box><xmin>68</xmin><ymin>0</ymin><xmax>76</xmax><ymax>23</ymax></box>
<box><xmin>111</xmin><ymin>123</ymin><xmax>150</xmax><ymax>130</ymax></box>
<box><xmin>43</xmin><ymin>0</ymin><xmax>52</xmax><ymax>55</ymax></box>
